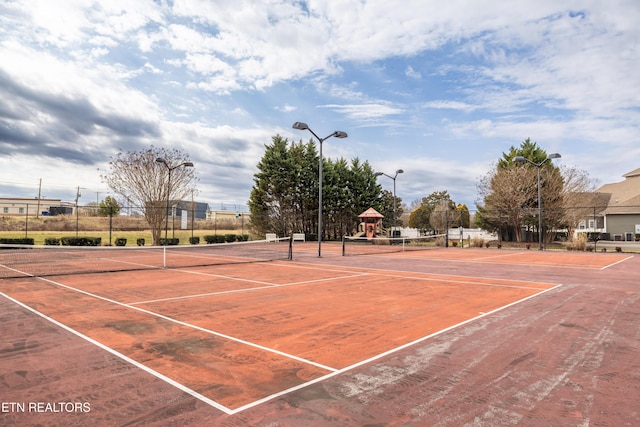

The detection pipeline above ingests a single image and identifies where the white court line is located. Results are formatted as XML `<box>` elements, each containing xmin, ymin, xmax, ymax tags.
<box><xmin>353</xmin><ymin>250</ymin><xmax>628</xmax><ymax>270</ymax></box>
<box><xmin>1</xmin><ymin>291</ymin><xmax>234</xmax><ymax>415</ymax></box>
<box><xmin>228</xmin><ymin>282</ymin><xmax>563</xmax><ymax>414</ymax></box>
<box><xmin>600</xmin><ymin>255</ymin><xmax>635</xmax><ymax>270</ymax></box>
<box><xmin>286</xmin><ymin>260</ymin><xmax>559</xmax><ymax>288</ymax></box>
<box><xmin>129</xmin><ymin>270</ymin><xmax>369</xmax><ymax>305</ymax></box>
<box><xmin>368</xmin><ymin>272</ymin><xmax>554</xmax><ymax>291</ymax></box>
<box><xmin>1</xmin><ymin>273</ymin><xmax>338</xmax><ymax>414</ymax></box>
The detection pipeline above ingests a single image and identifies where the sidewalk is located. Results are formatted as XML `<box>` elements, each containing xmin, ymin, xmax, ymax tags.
<box><xmin>591</xmin><ymin>240</ymin><xmax>640</xmax><ymax>251</ymax></box>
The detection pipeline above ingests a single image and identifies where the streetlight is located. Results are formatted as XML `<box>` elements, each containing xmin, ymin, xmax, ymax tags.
<box><xmin>514</xmin><ymin>153</ymin><xmax>561</xmax><ymax>250</ymax></box>
<box><xmin>75</xmin><ymin>186</ymin><xmax>86</xmax><ymax>237</ymax></box>
<box><xmin>292</xmin><ymin>121</ymin><xmax>348</xmax><ymax>257</ymax></box>
<box><xmin>156</xmin><ymin>158</ymin><xmax>194</xmax><ymax>244</ymax></box>
<box><xmin>374</xmin><ymin>169</ymin><xmax>404</xmax><ymax>236</ymax></box>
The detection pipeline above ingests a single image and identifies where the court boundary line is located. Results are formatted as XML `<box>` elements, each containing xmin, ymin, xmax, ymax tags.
<box><xmin>128</xmin><ymin>265</ymin><xmax>546</xmax><ymax>313</ymax></box>
<box><xmin>286</xmin><ymin>261</ymin><xmax>559</xmax><ymax>288</ymax></box>
<box><xmin>229</xmin><ymin>282</ymin><xmax>563</xmax><ymax>414</ymax></box>
<box><xmin>600</xmin><ymin>255</ymin><xmax>634</xmax><ymax>270</ymax></box>
<box><xmin>129</xmin><ymin>271</ymin><xmax>369</xmax><ymax>305</ymax></box>
<box><xmin>337</xmin><ymin>250</ymin><xmax>633</xmax><ymax>270</ymax></box>
<box><xmin>0</xmin><ymin>291</ymin><xmax>235</xmax><ymax>415</ymax></box>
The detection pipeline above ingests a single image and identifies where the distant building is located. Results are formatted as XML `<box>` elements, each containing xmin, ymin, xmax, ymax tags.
<box><xmin>0</xmin><ymin>197</ymin><xmax>63</xmax><ymax>216</ymax></box>
<box><xmin>173</xmin><ymin>201</ymin><xmax>209</xmax><ymax>220</ymax></box>
<box><xmin>597</xmin><ymin>168</ymin><xmax>640</xmax><ymax>240</ymax></box>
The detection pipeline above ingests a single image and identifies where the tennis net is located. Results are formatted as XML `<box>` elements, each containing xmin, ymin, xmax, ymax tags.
<box><xmin>342</xmin><ymin>234</ymin><xmax>446</xmax><ymax>256</ymax></box>
<box><xmin>0</xmin><ymin>237</ymin><xmax>292</xmax><ymax>279</ymax></box>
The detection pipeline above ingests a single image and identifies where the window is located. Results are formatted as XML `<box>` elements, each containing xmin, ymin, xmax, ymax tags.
<box><xmin>18</xmin><ymin>207</ymin><xmax>25</xmax><ymax>214</ymax></box>
<box><xmin>578</xmin><ymin>220</ymin><xmax>586</xmax><ymax>230</ymax></box>
<box><xmin>2</xmin><ymin>207</ymin><xmax>8</xmax><ymax>214</ymax></box>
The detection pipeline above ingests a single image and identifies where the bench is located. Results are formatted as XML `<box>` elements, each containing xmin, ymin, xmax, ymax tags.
<box><xmin>292</xmin><ymin>233</ymin><xmax>305</xmax><ymax>242</ymax></box>
<box><xmin>265</xmin><ymin>233</ymin><xmax>278</xmax><ymax>242</ymax></box>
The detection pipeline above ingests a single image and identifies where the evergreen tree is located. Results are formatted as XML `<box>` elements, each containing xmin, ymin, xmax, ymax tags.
<box><xmin>249</xmin><ymin>136</ymin><xmax>384</xmax><ymax>239</ymax></box>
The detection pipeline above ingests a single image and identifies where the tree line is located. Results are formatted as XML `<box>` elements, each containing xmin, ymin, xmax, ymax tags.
<box><xmin>99</xmin><ymin>138</ymin><xmax>595</xmax><ymax>246</ymax></box>
<box><xmin>248</xmin><ymin>135</ymin><xmax>394</xmax><ymax>240</ymax></box>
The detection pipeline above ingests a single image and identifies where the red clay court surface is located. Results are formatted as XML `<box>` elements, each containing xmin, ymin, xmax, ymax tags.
<box><xmin>1</xmin><ymin>245</ymin><xmax>638</xmax><ymax>426</ymax></box>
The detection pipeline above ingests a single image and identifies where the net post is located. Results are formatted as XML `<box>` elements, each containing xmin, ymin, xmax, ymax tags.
<box><xmin>288</xmin><ymin>235</ymin><xmax>293</xmax><ymax>260</ymax></box>
<box><xmin>342</xmin><ymin>235</ymin><xmax>345</xmax><ymax>256</ymax></box>
<box><xmin>163</xmin><ymin>245</ymin><xmax>167</xmax><ymax>268</ymax></box>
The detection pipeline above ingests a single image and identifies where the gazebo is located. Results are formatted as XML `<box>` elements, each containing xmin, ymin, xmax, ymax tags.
<box><xmin>358</xmin><ymin>207</ymin><xmax>384</xmax><ymax>239</ymax></box>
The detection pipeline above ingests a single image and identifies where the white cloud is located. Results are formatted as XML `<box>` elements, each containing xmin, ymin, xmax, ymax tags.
<box><xmin>405</xmin><ymin>66</ymin><xmax>422</xmax><ymax>80</ymax></box>
<box><xmin>1</xmin><ymin>0</ymin><xmax>639</xmax><ymax>209</ymax></box>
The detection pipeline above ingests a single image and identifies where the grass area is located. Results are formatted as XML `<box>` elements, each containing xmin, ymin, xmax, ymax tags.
<box><xmin>0</xmin><ymin>229</ymin><xmax>246</xmax><ymax>246</ymax></box>
<box><xmin>0</xmin><ymin>215</ymin><xmax>249</xmax><ymax>245</ymax></box>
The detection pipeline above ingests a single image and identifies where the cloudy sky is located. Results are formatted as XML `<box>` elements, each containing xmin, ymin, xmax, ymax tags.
<box><xmin>1</xmin><ymin>0</ymin><xmax>639</xmax><ymax>212</ymax></box>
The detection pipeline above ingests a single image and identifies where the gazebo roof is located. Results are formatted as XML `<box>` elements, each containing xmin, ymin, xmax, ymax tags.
<box><xmin>358</xmin><ymin>207</ymin><xmax>384</xmax><ymax>219</ymax></box>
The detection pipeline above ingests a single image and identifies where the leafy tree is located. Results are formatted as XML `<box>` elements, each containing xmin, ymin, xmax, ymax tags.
<box><xmin>408</xmin><ymin>191</ymin><xmax>455</xmax><ymax>233</ymax></box>
<box><xmin>456</xmin><ymin>204</ymin><xmax>471</xmax><ymax>228</ymax></box>
<box><xmin>430</xmin><ymin>200</ymin><xmax>454</xmax><ymax>233</ymax></box>
<box><xmin>377</xmin><ymin>189</ymin><xmax>404</xmax><ymax>231</ymax></box>
<box><xmin>98</xmin><ymin>195</ymin><xmax>121</xmax><ymax>217</ymax></box>
<box><xmin>101</xmin><ymin>147</ymin><xmax>196</xmax><ymax>245</ymax></box>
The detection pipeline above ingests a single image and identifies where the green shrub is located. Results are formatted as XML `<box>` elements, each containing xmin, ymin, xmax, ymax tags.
<box><xmin>159</xmin><ymin>238</ymin><xmax>179</xmax><ymax>246</ymax></box>
<box><xmin>0</xmin><ymin>238</ymin><xmax>35</xmax><ymax>245</ymax></box>
<box><xmin>189</xmin><ymin>236</ymin><xmax>200</xmax><ymax>245</ymax></box>
<box><xmin>115</xmin><ymin>238</ymin><xmax>127</xmax><ymax>246</ymax></box>
<box><xmin>44</xmin><ymin>238</ymin><xmax>60</xmax><ymax>245</ymax></box>
<box><xmin>136</xmin><ymin>238</ymin><xmax>145</xmax><ymax>246</ymax></box>
<box><xmin>204</xmin><ymin>235</ymin><xmax>226</xmax><ymax>244</ymax></box>
<box><xmin>224</xmin><ymin>234</ymin><xmax>237</xmax><ymax>243</ymax></box>
<box><xmin>61</xmin><ymin>237</ymin><xmax>102</xmax><ymax>246</ymax></box>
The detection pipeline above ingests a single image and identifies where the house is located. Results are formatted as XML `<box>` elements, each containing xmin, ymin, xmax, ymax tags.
<box><xmin>593</xmin><ymin>168</ymin><xmax>640</xmax><ymax>240</ymax></box>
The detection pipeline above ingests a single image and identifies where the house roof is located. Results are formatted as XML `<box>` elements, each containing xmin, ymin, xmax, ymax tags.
<box><xmin>603</xmin><ymin>194</ymin><xmax>640</xmax><ymax>214</ymax></box>
<box><xmin>622</xmin><ymin>167</ymin><xmax>640</xmax><ymax>178</ymax></box>
<box><xmin>597</xmin><ymin>168</ymin><xmax>640</xmax><ymax>214</ymax></box>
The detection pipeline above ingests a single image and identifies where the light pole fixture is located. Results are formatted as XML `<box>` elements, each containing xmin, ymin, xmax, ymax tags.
<box><xmin>514</xmin><ymin>153</ymin><xmax>561</xmax><ymax>250</ymax></box>
<box><xmin>374</xmin><ymin>169</ymin><xmax>404</xmax><ymax>235</ymax></box>
<box><xmin>292</xmin><ymin>121</ymin><xmax>348</xmax><ymax>257</ymax></box>
<box><xmin>156</xmin><ymin>158</ymin><xmax>194</xmax><ymax>244</ymax></box>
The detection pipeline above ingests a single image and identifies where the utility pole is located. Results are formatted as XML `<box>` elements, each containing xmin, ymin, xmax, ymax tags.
<box><xmin>75</xmin><ymin>186</ymin><xmax>85</xmax><ymax>237</ymax></box>
<box><xmin>36</xmin><ymin>178</ymin><xmax>42</xmax><ymax>219</ymax></box>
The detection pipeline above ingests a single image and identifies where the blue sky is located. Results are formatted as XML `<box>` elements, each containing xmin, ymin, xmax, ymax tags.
<box><xmin>1</xmin><ymin>0</ymin><xmax>639</xmax><ymax>212</ymax></box>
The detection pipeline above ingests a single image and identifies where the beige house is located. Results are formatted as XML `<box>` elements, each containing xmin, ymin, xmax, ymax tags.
<box><xmin>594</xmin><ymin>168</ymin><xmax>640</xmax><ymax>240</ymax></box>
<box><xmin>0</xmin><ymin>197</ymin><xmax>63</xmax><ymax>216</ymax></box>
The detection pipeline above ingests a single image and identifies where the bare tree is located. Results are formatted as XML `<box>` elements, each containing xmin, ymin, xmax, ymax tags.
<box><xmin>477</xmin><ymin>164</ymin><xmax>537</xmax><ymax>242</ymax></box>
<box><xmin>559</xmin><ymin>166</ymin><xmax>598</xmax><ymax>240</ymax></box>
<box><xmin>102</xmin><ymin>147</ymin><xmax>197</xmax><ymax>245</ymax></box>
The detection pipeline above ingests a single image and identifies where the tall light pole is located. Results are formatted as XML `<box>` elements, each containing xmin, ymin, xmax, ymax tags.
<box><xmin>156</xmin><ymin>158</ymin><xmax>194</xmax><ymax>244</ymax></box>
<box><xmin>374</xmin><ymin>169</ymin><xmax>404</xmax><ymax>236</ymax></box>
<box><xmin>292</xmin><ymin>121</ymin><xmax>348</xmax><ymax>257</ymax></box>
<box><xmin>75</xmin><ymin>186</ymin><xmax>86</xmax><ymax>237</ymax></box>
<box><xmin>514</xmin><ymin>153</ymin><xmax>561</xmax><ymax>250</ymax></box>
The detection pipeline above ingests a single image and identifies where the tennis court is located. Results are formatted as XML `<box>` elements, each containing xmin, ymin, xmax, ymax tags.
<box><xmin>1</xmin><ymin>242</ymin><xmax>638</xmax><ymax>426</ymax></box>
